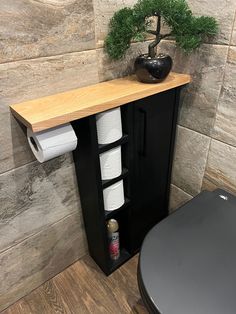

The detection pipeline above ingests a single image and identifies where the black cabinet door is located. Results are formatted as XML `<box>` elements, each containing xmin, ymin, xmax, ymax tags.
<box><xmin>129</xmin><ymin>90</ymin><xmax>177</xmax><ymax>252</ymax></box>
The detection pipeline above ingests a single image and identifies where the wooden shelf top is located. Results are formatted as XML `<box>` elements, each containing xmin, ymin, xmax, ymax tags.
<box><xmin>10</xmin><ymin>72</ymin><xmax>191</xmax><ymax>132</ymax></box>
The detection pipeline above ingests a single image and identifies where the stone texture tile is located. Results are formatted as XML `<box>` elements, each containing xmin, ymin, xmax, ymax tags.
<box><xmin>97</xmin><ymin>40</ymin><xmax>176</xmax><ymax>82</ymax></box>
<box><xmin>0</xmin><ymin>0</ymin><xmax>95</xmax><ymax>63</ymax></box>
<box><xmin>0</xmin><ymin>50</ymin><xmax>99</xmax><ymax>173</ymax></box>
<box><xmin>173</xmin><ymin>44</ymin><xmax>228</xmax><ymax>136</ymax></box>
<box><xmin>203</xmin><ymin>139</ymin><xmax>236</xmax><ymax>194</ymax></box>
<box><xmin>169</xmin><ymin>184</ymin><xmax>192</xmax><ymax>213</ymax></box>
<box><xmin>172</xmin><ymin>126</ymin><xmax>211</xmax><ymax>196</ymax></box>
<box><xmin>231</xmin><ymin>11</ymin><xmax>236</xmax><ymax>46</ymax></box>
<box><xmin>187</xmin><ymin>0</ymin><xmax>236</xmax><ymax>45</ymax></box>
<box><xmin>0</xmin><ymin>154</ymin><xmax>82</xmax><ymax>254</ymax></box>
<box><xmin>0</xmin><ymin>50</ymin><xmax>99</xmax><ymax>106</ymax></box>
<box><xmin>0</xmin><ymin>212</ymin><xmax>87</xmax><ymax>312</ymax></box>
<box><xmin>213</xmin><ymin>47</ymin><xmax>236</xmax><ymax>147</ymax></box>
<box><xmin>93</xmin><ymin>0</ymin><xmax>136</xmax><ymax>46</ymax></box>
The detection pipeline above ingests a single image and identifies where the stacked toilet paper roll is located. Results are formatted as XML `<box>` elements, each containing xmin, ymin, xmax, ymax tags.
<box><xmin>27</xmin><ymin>123</ymin><xmax>77</xmax><ymax>163</ymax></box>
<box><xmin>103</xmin><ymin>180</ymin><xmax>125</xmax><ymax>211</ymax></box>
<box><xmin>99</xmin><ymin>146</ymin><xmax>122</xmax><ymax>180</ymax></box>
<box><xmin>96</xmin><ymin>107</ymin><xmax>125</xmax><ymax>211</ymax></box>
<box><xmin>96</xmin><ymin>107</ymin><xmax>122</xmax><ymax>144</ymax></box>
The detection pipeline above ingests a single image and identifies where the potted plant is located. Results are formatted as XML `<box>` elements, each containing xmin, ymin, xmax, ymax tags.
<box><xmin>105</xmin><ymin>0</ymin><xmax>218</xmax><ymax>83</ymax></box>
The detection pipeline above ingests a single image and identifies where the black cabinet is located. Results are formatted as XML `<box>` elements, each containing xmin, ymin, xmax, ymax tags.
<box><xmin>128</xmin><ymin>89</ymin><xmax>178</xmax><ymax>251</ymax></box>
<box><xmin>72</xmin><ymin>87</ymin><xmax>181</xmax><ymax>275</ymax></box>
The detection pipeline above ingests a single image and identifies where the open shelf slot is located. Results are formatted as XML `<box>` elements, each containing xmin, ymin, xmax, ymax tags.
<box><xmin>99</xmin><ymin>134</ymin><xmax>128</xmax><ymax>154</ymax></box>
<box><xmin>109</xmin><ymin>248</ymin><xmax>131</xmax><ymax>272</ymax></box>
<box><xmin>105</xmin><ymin>197</ymin><xmax>130</xmax><ymax>219</ymax></box>
<box><xmin>102</xmin><ymin>168</ymin><xmax>129</xmax><ymax>189</ymax></box>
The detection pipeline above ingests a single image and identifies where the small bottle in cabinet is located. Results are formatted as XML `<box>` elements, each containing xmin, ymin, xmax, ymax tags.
<box><xmin>107</xmin><ymin>219</ymin><xmax>120</xmax><ymax>260</ymax></box>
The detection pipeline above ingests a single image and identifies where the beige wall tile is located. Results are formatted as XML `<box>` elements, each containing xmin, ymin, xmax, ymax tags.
<box><xmin>172</xmin><ymin>126</ymin><xmax>211</xmax><ymax>196</ymax></box>
<box><xmin>213</xmin><ymin>47</ymin><xmax>236</xmax><ymax>147</ymax></box>
<box><xmin>0</xmin><ymin>212</ymin><xmax>87</xmax><ymax>312</ymax></box>
<box><xmin>203</xmin><ymin>139</ymin><xmax>236</xmax><ymax>194</ymax></box>
<box><xmin>0</xmin><ymin>154</ymin><xmax>81</xmax><ymax>253</ymax></box>
<box><xmin>0</xmin><ymin>50</ymin><xmax>99</xmax><ymax>173</ymax></box>
<box><xmin>173</xmin><ymin>44</ymin><xmax>228</xmax><ymax>136</ymax></box>
<box><xmin>0</xmin><ymin>0</ymin><xmax>95</xmax><ymax>63</ymax></box>
<box><xmin>169</xmin><ymin>184</ymin><xmax>192</xmax><ymax>213</ymax></box>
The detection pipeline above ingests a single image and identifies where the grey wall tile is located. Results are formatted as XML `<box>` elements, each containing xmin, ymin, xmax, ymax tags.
<box><xmin>0</xmin><ymin>50</ymin><xmax>99</xmax><ymax>106</ymax></box>
<box><xmin>173</xmin><ymin>44</ymin><xmax>228</xmax><ymax>135</ymax></box>
<box><xmin>0</xmin><ymin>154</ymin><xmax>81</xmax><ymax>254</ymax></box>
<box><xmin>0</xmin><ymin>212</ymin><xmax>87</xmax><ymax>312</ymax></box>
<box><xmin>213</xmin><ymin>47</ymin><xmax>236</xmax><ymax>147</ymax></box>
<box><xmin>0</xmin><ymin>50</ymin><xmax>99</xmax><ymax>174</ymax></box>
<box><xmin>0</xmin><ymin>0</ymin><xmax>95</xmax><ymax>63</ymax></box>
<box><xmin>172</xmin><ymin>126</ymin><xmax>211</xmax><ymax>196</ymax></box>
<box><xmin>203</xmin><ymin>139</ymin><xmax>236</xmax><ymax>194</ymax></box>
<box><xmin>187</xmin><ymin>0</ymin><xmax>236</xmax><ymax>45</ymax></box>
<box><xmin>169</xmin><ymin>184</ymin><xmax>192</xmax><ymax>213</ymax></box>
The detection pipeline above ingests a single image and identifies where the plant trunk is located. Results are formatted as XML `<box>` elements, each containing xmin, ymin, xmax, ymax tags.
<box><xmin>148</xmin><ymin>14</ymin><xmax>161</xmax><ymax>58</ymax></box>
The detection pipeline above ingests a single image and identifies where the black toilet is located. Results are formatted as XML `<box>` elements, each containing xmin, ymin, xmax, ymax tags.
<box><xmin>138</xmin><ymin>189</ymin><xmax>236</xmax><ymax>314</ymax></box>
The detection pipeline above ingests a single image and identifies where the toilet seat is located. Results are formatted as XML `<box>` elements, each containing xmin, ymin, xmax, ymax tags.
<box><xmin>138</xmin><ymin>189</ymin><xmax>236</xmax><ymax>314</ymax></box>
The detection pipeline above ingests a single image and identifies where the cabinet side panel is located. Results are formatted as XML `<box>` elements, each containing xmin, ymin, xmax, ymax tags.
<box><xmin>72</xmin><ymin>117</ymin><xmax>110</xmax><ymax>274</ymax></box>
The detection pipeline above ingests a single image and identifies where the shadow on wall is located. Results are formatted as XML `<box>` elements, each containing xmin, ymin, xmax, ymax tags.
<box><xmin>11</xmin><ymin>115</ymin><xmax>35</xmax><ymax>168</ymax></box>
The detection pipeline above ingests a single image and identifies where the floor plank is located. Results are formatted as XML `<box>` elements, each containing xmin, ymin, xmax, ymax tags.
<box><xmin>2</xmin><ymin>255</ymin><xmax>147</xmax><ymax>314</ymax></box>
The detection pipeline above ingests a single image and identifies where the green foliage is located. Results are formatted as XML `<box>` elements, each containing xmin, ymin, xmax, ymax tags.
<box><xmin>104</xmin><ymin>0</ymin><xmax>218</xmax><ymax>59</ymax></box>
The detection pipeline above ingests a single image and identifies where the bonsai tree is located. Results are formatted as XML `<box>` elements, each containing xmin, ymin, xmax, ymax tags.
<box><xmin>105</xmin><ymin>0</ymin><xmax>218</xmax><ymax>60</ymax></box>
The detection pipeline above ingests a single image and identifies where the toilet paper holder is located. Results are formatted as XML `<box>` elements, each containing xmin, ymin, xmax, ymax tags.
<box><xmin>29</xmin><ymin>136</ymin><xmax>39</xmax><ymax>152</ymax></box>
<box><xmin>27</xmin><ymin>123</ymin><xmax>77</xmax><ymax>163</ymax></box>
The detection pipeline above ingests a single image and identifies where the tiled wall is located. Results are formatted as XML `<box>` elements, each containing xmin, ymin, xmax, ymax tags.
<box><xmin>170</xmin><ymin>1</ymin><xmax>236</xmax><ymax>210</ymax></box>
<box><xmin>0</xmin><ymin>0</ymin><xmax>235</xmax><ymax>310</ymax></box>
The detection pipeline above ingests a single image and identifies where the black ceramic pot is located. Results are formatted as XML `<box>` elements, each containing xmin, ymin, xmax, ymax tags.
<box><xmin>134</xmin><ymin>53</ymin><xmax>172</xmax><ymax>83</ymax></box>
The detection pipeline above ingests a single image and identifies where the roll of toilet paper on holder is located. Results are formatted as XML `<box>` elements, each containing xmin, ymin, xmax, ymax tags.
<box><xmin>96</xmin><ymin>107</ymin><xmax>122</xmax><ymax>144</ymax></box>
<box><xmin>27</xmin><ymin>123</ymin><xmax>77</xmax><ymax>163</ymax></box>
<box><xmin>100</xmin><ymin>146</ymin><xmax>122</xmax><ymax>180</ymax></box>
<box><xmin>103</xmin><ymin>180</ymin><xmax>125</xmax><ymax>211</ymax></box>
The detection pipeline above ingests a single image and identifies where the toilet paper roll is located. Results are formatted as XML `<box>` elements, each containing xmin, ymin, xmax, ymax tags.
<box><xmin>103</xmin><ymin>180</ymin><xmax>125</xmax><ymax>211</ymax></box>
<box><xmin>100</xmin><ymin>146</ymin><xmax>122</xmax><ymax>180</ymax></box>
<box><xmin>96</xmin><ymin>107</ymin><xmax>122</xmax><ymax>144</ymax></box>
<box><xmin>27</xmin><ymin>123</ymin><xmax>77</xmax><ymax>163</ymax></box>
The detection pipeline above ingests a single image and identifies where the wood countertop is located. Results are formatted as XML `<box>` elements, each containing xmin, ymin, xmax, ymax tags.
<box><xmin>10</xmin><ymin>73</ymin><xmax>191</xmax><ymax>132</ymax></box>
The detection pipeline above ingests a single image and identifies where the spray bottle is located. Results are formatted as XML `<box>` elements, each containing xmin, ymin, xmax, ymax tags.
<box><xmin>107</xmin><ymin>219</ymin><xmax>120</xmax><ymax>260</ymax></box>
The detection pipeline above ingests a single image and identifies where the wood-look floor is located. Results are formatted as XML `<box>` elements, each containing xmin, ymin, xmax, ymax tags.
<box><xmin>2</xmin><ymin>254</ymin><xmax>148</xmax><ymax>314</ymax></box>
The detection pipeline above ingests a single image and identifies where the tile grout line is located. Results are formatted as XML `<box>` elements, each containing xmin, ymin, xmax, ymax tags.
<box><xmin>177</xmin><ymin>123</ymin><xmax>236</xmax><ymax>149</ymax></box>
<box><xmin>0</xmin><ymin>40</ymin><xmax>232</xmax><ymax>67</ymax></box>
<box><xmin>170</xmin><ymin>182</ymin><xmax>194</xmax><ymax>197</ymax></box>
<box><xmin>0</xmin><ymin>47</ymin><xmax>98</xmax><ymax>66</ymax></box>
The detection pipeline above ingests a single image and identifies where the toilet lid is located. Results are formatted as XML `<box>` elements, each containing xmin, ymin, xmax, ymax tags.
<box><xmin>139</xmin><ymin>189</ymin><xmax>236</xmax><ymax>314</ymax></box>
